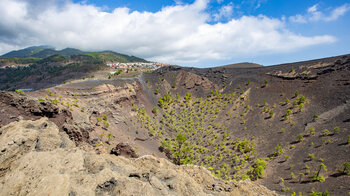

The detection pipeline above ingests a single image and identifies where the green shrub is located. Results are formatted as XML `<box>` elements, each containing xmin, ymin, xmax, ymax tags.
<box><xmin>298</xmin><ymin>96</ymin><xmax>305</xmax><ymax>104</ymax></box>
<box><xmin>323</xmin><ymin>129</ymin><xmax>330</xmax><ymax>136</ymax></box>
<box><xmin>274</xmin><ymin>145</ymin><xmax>283</xmax><ymax>155</ymax></box>
<box><xmin>309</xmin><ymin>127</ymin><xmax>315</xmax><ymax>135</ymax></box>
<box><xmin>152</xmin><ymin>106</ymin><xmax>158</xmax><ymax>115</ymax></box>
<box><xmin>103</xmin><ymin>121</ymin><xmax>110</xmax><ymax>128</ymax></box>
<box><xmin>269</xmin><ymin>109</ymin><xmax>274</xmax><ymax>118</ymax></box>
<box><xmin>342</xmin><ymin>162</ymin><xmax>350</xmax><ymax>175</ymax></box>
<box><xmin>286</xmin><ymin>109</ymin><xmax>292</xmax><ymax>116</ymax></box>
<box><xmin>184</xmin><ymin>93</ymin><xmax>192</xmax><ymax>102</ymax></box>
<box><xmin>250</xmin><ymin>158</ymin><xmax>266</xmax><ymax>180</ymax></box>
<box><xmin>15</xmin><ymin>89</ymin><xmax>24</xmax><ymax>95</ymax></box>
<box><xmin>310</xmin><ymin>190</ymin><xmax>329</xmax><ymax>196</ymax></box>
<box><xmin>281</xmin><ymin>186</ymin><xmax>290</xmax><ymax>192</ymax></box>
<box><xmin>295</xmin><ymin>90</ymin><xmax>299</xmax><ymax>97</ymax></box>
<box><xmin>291</xmin><ymin>172</ymin><xmax>296</xmax><ymax>179</ymax></box>
<box><xmin>308</xmin><ymin>153</ymin><xmax>315</xmax><ymax>161</ymax></box>
<box><xmin>333</xmin><ymin>126</ymin><xmax>340</xmax><ymax>134</ymax></box>
<box><xmin>297</xmin><ymin>134</ymin><xmax>304</xmax><ymax>142</ymax></box>
<box><xmin>285</xmin><ymin>98</ymin><xmax>290</xmax><ymax>104</ymax></box>
<box><xmin>293</xmin><ymin>100</ymin><xmax>298</xmax><ymax>108</ymax></box>
<box><xmin>311</xmin><ymin>174</ymin><xmax>325</xmax><ymax>182</ymax></box>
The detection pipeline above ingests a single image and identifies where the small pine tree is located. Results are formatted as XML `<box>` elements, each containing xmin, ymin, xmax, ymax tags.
<box><xmin>342</xmin><ymin>162</ymin><xmax>350</xmax><ymax>175</ymax></box>
<box><xmin>152</xmin><ymin>106</ymin><xmax>158</xmax><ymax>115</ymax></box>
<box><xmin>269</xmin><ymin>109</ymin><xmax>274</xmax><ymax>118</ymax></box>
<box><xmin>323</xmin><ymin>129</ymin><xmax>330</xmax><ymax>136</ymax></box>
<box><xmin>333</xmin><ymin>126</ymin><xmax>340</xmax><ymax>134</ymax></box>
<box><xmin>297</xmin><ymin>134</ymin><xmax>304</xmax><ymax>142</ymax></box>
<box><xmin>308</xmin><ymin>153</ymin><xmax>315</xmax><ymax>161</ymax></box>
<box><xmin>291</xmin><ymin>172</ymin><xmax>296</xmax><ymax>180</ymax></box>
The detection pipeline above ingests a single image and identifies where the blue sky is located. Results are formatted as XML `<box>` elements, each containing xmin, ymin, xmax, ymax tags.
<box><xmin>0</xmin><ymin>0</ymin><xmax>349</xmax><ymax>67</ymax></box>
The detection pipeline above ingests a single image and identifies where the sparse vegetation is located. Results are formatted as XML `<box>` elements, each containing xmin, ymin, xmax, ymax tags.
<box><xmin>322</xmin><ymin>129</ymin><xmax>330</xmax><ymax>136</ymax></box>
<box><xmin>333</xmin><ymin>126</ymin><xmax>340</xmax><ymax>134</ymax></box>
<box><xmin>249</xmin><ymin>158</ymin><xmax>267</xmax><ymax>180</ymax></box>
<box><xmin>264</xmin><ymin>80</ymin><xmax>268</xmax><ymax>87</ymax></box>
<box><xmin>2</xmin><ymin>47</ymin><xmax>350</xmax><ymax>196</ymax></box>
<box><xmin>308</xmin><ymin>153</ymin><xmax>315</xmax><ymax>161</ymax></box>
<box><xmin>15</xmin><ymin>89</ymin><xmax>25</xmax><ymax>95</ymax></box>
<box><xmin>295</xmin><ymin>90</ymin><xmax>299</xmax><ymax>97</ymax></box>
<box><xmin>341</xmin><ymin>162</ymin><xmax>350</xmax><ymax>175</ymax></box>
<box><xmin>297</xmin><ymin>134</ymin><xmax>304</xmax><ymax>142</ymax></box>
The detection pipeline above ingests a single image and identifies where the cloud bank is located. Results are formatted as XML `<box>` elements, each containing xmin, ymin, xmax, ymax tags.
<box><xmin>0</xmin><ymin>0</ymin><xmax>337</xmax><ymax>65</ymax></box>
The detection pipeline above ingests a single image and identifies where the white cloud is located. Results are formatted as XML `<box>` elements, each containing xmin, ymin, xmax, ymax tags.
<box><xmin>0</xmin><ymin>0</ymin><xmax>336</xmax><ymax>65</ymax></box>
<box><xmin>308</xmin><ymin>4</ymin><xmax>318</xmax><ymax>13</ymax></box>
<box><xmin>290</xmin><ymin>3</ymin><xmax>350</xmax><ymax>23</ymax></box>
<box><xmin>213</xmin><ymin>3</ymin><xmax>234</xmax><ymax>21</ymax></box>
<box><xmin>325</xmin><ymin>4</ymin><xmax>350</xmax><ymax>21</ymax></box>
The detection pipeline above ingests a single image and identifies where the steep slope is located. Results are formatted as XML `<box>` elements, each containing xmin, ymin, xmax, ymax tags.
<box><xmin>127</xmin><ymin>54</ymin><xmax>350</xmax><ymax>195</ymax></box>
<box><xmin>0</xmin><ymin>54</ymin><xmax>349</xmax><ymax>195</ymax></box>
<box><xmin>0</xmin><ymin>118</ymin><xmax>276</xmax><ymax>196</ymax></box>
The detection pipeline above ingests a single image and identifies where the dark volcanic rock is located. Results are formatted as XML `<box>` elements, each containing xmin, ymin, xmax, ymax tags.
<box><xmin>110</xmin><ymin>143</ymin><xmax>138</xmax><ymax>158</ymax></box>
<box><xmin>0</xmin><ymin>91</ymin><xmax>72</xmax><ymax>131</ymax></box>
<box><xmin>62</xmin><ymin>123</ymin><xmax>91</xmax><ymax>144</ymax></box>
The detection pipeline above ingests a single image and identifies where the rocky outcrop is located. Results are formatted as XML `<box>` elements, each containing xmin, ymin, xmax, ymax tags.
<box><xmin>0</xmin><ymin>91</ymin><xmax>72</xmax><ymax>131</ymax></box>
<box><xmin>0</xmin><ymin>118</ymin><xmax>277</xmax><ymax>196</ymax></box>
<box><xmin>110</xmin><ymin>143</ymin><xmax>138</xmax><ymax>158</ymax></box>
<box><xmin>176</xmin><ymin>71</ymin><xmax>217</xmax><ymax>91</ymax></box>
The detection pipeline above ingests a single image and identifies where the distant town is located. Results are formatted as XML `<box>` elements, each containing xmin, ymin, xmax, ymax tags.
<box><xmin>106</xmin><ymin>62</ymin><xmax>168</xmax><ymax>70</ymax></box>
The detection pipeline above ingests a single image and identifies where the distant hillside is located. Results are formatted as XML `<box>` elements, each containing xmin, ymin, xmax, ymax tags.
<box><xmin>2</xmin><ymin>46</ymin><xmax>53</xmax><ymax>58</ymax></box>
<box><xmin>86</xmin><ymin>51</ymin><xmax>148</xmax><ymax>63</ymax></box>
<box><xmin>219</xmin><ymin>62</ymin><xmax>263</xmax><ymax>68</ymax></box>
<box><xmin>31</xmin><ymin>48</ymin><xmax>85</xmax><ymax>58</ymax></box>
<box><xmin>2</xmin><ymin>46</ymin><xmax>148</xmax><ymax>63</ymax></box>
